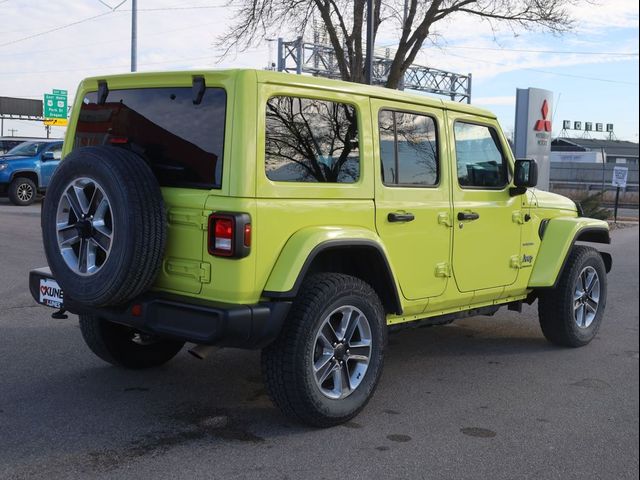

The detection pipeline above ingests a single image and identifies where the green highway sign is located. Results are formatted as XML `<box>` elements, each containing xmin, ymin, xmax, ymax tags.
<box><xmin>44</xmin><ymin>90</ymin><xmax>68</xmax><ymax>120</ymax></box>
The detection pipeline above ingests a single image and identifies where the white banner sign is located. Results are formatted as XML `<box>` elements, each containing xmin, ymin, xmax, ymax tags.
<box><xmin>612</xmin><ymin>166</ymin><xmax>628</xmax><ymax>188</ymax></box>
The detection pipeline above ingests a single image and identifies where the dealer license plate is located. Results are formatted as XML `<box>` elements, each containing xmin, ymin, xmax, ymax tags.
<box><xmin>39</xmin><ymin>278</ymin><xmax>64</xmax><ymax>308</ymax></box>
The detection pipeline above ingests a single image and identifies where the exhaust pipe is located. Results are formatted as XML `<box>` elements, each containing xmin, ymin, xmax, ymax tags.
<box><xmin>188</xmin><ymin>344</ymin><xmax>221</xmax><ymax>360</ymax></box>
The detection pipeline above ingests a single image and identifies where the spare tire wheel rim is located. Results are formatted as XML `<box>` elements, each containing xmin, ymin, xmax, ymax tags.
<box><xmin>56</xmin><ymin>177</ymin><xmax>114</xmax><ymax>276</ymax></box>
<box><xmin>312</xmin><ymin>305</ymin><xmax>373</xmax><ymax>400</ymax></box>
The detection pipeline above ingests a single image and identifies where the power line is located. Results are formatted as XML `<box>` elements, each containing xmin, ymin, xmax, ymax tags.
<box><xmin>131</xmin><ymin>5</ymin><xmax>224</xmax><ymax>11</ymax></box>
<box><xmin>0</xmin><ymin>54</ymin><xmax>215</xmax><ymax>76</ymax></box>
<box><xmin>377</xmin><ymin>40</ymin><xmax>639</xmax><ymax>58</ymax></box>
<box><xmin>0</xmin><ymin>4</ymin><xmax>223</xmax><ymax>49</ymax></box>
<box><xmin>440</xmin><ymin>45</ymin><xmax>639</xmax><ymax>57</ymax></box>
<box><xmin>0</xmin><ymin>19</ymin><xmax>218</xmax><ymax>59</ymax></box>
<box><xmin>445</xmin><ymin>52</ymin><xmax>639</xmax><ymax>86</ymax></box>
<box><xmin>0</xmin><ymin>10</ymin><xmax>117</xmax><ymax>48</ymax></box>
<box><xmin>0</xmin><ymin>14</ymin><xmax>220</xmax><ymax>58</ymax></box>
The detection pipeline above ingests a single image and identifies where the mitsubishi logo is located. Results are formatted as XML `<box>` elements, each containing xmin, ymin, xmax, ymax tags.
<box><xmin>534</xmin><ymin>99</ymin><xmax>552</xmax><ymax>132</ymax></box>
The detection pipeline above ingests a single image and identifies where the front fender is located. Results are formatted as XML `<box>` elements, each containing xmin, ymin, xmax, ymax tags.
<box><xmin>10</xmin><ymin>169</ymin><xmax>41</xmax><ymax>186</ymax></box>
<box><xmin>528</xmin><ymin>217</ymin><xmax>610</xmax><ymax>288</ymax></box>
<box><xmin>263</xmin><ymin>226</ymin><xmax>395</xmax><ymax>294</ymax></box>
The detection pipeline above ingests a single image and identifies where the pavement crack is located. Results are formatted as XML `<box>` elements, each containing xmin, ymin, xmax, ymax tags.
<box><xmin>5</xmin><ymin>304</ymin><xmax>41</xmax><ymax>311</ymax></box>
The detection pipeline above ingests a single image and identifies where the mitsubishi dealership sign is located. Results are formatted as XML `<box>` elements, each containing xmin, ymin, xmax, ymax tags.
<box><xmin>514</xmin><ymin>88</ymin><xmax>553</xmax><ymax>190</ymax></box>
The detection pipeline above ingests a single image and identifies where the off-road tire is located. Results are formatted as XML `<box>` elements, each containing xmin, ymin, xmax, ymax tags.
<box><xmin>262</xmin><ymin>273</ymin><xmax>386</xmax><ymax>427</ymax></box>
<box><xmin>79</xmin><ymin>315</ymin><xmax>184</xmax><ymax>369</ymax></box>
<box><xmin>538</xmin><ymin>245</ymin><xmax>607</xmax><ymax>347</ymax></box>
<box><xmin>41</xmin><ymin>146</ymin><xmax>166</xmax><ymax>307</ymax></box>
<box><xmin>8</xmin><ymin>176</ymin><xmax>37</xmax><ymax>206</ymax></box>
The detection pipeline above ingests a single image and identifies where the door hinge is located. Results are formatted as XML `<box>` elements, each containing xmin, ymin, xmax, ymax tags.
<box><xmin>510</xmin><ymin>255</ymin><xmax>522</xmax><ymax>269</ymax></box>
<box><xmin>437</xmin><ymin>212</ymin><xmax>452</xmax><ymax>228</ymax></box>
<box><xmin>166</xmin><ymin>259</ymin><xmax>211</xmax><ymax>283</ymax></box>
<box><xmin>435</xmin><ymin>262</ymin><xmax>452</xmax><ymax>277</ymax></box>
<box><xmin>198</xmin><ymin>262</ymin><xmax>211</xmax><ymax>283</ymax></box>
<box><xmin>168</xmin><ymin>208</ymin><xmax>210</xmax><ymax>230</ymax></box>
<box><xmin>512</xmin><ymin>211</ymin><xmax>525</xmax><ymax>225</ymax></box>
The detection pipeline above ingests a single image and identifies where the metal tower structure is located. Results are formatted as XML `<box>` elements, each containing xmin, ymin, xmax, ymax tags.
<box><xmin>276</xmin><ymin>37</ymin><xmax>472</xmax><ymax>103</ymax></box>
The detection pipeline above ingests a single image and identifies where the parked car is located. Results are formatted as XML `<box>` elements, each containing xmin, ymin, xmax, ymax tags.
<box><xmin>29</xmin><ymin>70</ymin><xmax>611</xmax><ymax>427</ymax></box>
<box><xmin>0</xmin><ymin>139</ymin><xmax>63</xmax><ymax>205</ymax></box>
<box><xmin>0</xmin><ymin>136</ymin><xmax>47</xmax><ymax>154</ymax></box>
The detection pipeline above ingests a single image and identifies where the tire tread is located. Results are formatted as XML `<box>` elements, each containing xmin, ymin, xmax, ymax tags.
<box><xmin>538</xmin><ymin>245</ymin><xmax>607</xmax><ymax>347</ymax></box>
<box><xmin>262</xmin><ymin>273</ymin><xmax>385</xmax><ymax>427</ymax></box>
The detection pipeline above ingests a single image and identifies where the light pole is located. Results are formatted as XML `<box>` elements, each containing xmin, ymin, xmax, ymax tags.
<box><xmin>364</xmin><ymin>0</ymin><xmax>374</xmax><ymax>84</ymax></box>
<box><xmin>131</xmin><ymin>0</ymin><xmax>137</xmax><ymax>72</ymax></box>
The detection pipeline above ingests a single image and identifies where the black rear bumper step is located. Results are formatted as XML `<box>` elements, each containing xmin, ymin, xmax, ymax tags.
<box><xmin>29</xmin><ymin>267</ymin><xmax>290</xmax><ymax>349</ymax></box>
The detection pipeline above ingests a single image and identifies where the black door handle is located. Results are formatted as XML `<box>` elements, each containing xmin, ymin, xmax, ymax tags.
<box><xmin>457</xmin><ymin>211</ymin><xmax>480</xmax><ymax>221</ymax></box>
<box><xmin>388</xmin><ymin>212</ymin><xmax>415</xmax><ymax>223</ymax></box>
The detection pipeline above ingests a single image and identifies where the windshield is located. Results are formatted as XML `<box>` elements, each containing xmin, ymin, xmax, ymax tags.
<box><xmin>6</xmin><ymin>141</ymin><xmax>49</xmax><ymax>156</ymax></box>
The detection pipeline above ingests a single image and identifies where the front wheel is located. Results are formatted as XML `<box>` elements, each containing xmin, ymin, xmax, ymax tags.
<box><xmin>262</xmin><ymin>273</ymin><xmax>386</xmax><ymax>427</ymax></box>
<box><xmin>8</xmin><ymin>177</ymin><xmax>37</xmax><ymax>206</ymax></box>
<box><xmin>538</xmin><ymin>246</ymin><xmax>608</xmax><ymax>347</ymax></box>
<box><xmin>79</xmin><ymin>315</ymin><xmax>184</xmax><ymax>369</ymax></box>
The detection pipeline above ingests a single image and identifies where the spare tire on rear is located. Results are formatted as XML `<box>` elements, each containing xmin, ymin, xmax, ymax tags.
<box><xmin>42</xmin><ymin>146</ymin><xmax>166</xmax><ymax>307</ymax></box>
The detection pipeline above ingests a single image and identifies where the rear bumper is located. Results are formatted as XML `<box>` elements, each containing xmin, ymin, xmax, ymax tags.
<box><xmin>29</xmin><ymin>267</ymin><xmax>290</xmax><ymax>349</ymax></box>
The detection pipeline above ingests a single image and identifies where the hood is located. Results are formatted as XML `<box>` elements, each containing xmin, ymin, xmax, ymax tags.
<box><xmin>0</xmin><ymin>155</ymin><xmax>32</xmax><ymax>161</ymax></box>
<box><xmin>531</xmin><ymin>189</ymin><xmax>577</xmax><ymax>212</ymax></box>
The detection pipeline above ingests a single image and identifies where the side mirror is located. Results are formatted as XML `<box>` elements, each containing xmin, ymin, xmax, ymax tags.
<box><xmin>41</xmin><ymin>151</ymin><xmax>55</xmax><ymax>161</ymax></box>
<box><xmin>510</xmin><ymin>159</ymin><xmax>538</xmax><ymax>195</ymax></box>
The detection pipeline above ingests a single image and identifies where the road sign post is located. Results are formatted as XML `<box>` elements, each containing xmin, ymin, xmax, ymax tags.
<box><xmin>611</xmin><ymin>166</ymin><xmax>628</xmax><ymax>223</ymax></box>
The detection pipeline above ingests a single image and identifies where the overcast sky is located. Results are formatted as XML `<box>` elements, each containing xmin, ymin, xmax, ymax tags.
<box><xmin>0</xmin><ymin>0</ymin><xmax>638</xmax><ymax>141</ymax></box>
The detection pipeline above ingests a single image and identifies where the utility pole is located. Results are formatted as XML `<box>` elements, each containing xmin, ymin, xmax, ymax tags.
<box><xmin>364</xmin><ymin>0</ymin><xmax>374</xmax><ymax>84</ymax></box>
<box><xmin>131</xmin><ymin>0</ymin><xmax>137</xmax><ymax>72</ymax></box>
<box><xmin>8</xmin><ymin>128</ymin><xmax>18</xmax><ymax>136</ymax></box>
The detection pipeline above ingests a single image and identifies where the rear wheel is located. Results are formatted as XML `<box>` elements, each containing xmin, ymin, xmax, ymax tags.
<box><xmin>538</xmin><ymin>246</ymin><xmax>607</xmax><ymax>347</ymax></box>
<box><xmin>8</xmin><ymin>177</ymin><xmax>37</xmax><ymax>206</ymax></box>
<box><xmin>262</xmin><ymin>273</ymin><xmax>386</xmax><ymax>427</ymax></box>
<box><xmin>79</xmin><ymin>315</ymin><xmax>184</xmax><ymax>369</ymax></box>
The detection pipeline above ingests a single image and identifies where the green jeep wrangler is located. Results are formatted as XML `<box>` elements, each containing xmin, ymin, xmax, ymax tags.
<box><xmin>30</xmin><ymin>69</ymin><xmax>612</xmax><ymax>427</ymax></box>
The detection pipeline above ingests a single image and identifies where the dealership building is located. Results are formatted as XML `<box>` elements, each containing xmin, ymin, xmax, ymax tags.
<box><xmin>551</xmin><ymin>138</ymin><xmax>639</xmax><ymax>165</ymax></box>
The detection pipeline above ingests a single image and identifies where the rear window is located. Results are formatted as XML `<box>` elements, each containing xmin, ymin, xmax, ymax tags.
<box><xmin>74</xmin><ymin>87</ymin><xmax>226</xmax><ymax>189</ymax></box>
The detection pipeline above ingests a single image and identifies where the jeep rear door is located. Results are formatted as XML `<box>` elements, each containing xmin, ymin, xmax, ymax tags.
<box><xmin>446</xmin><ymin>112</ymin><xmax>523</xmax><ymax>293</ymax></box>
<box><xmin>72</xmin><ymin>82</ymin><xmax>230</xmax><ymax>296</ymax></box>
<box><xmin>371</xmin><ymin>99</ymin><xmax>452</xmax><ymax>300</ymax></box>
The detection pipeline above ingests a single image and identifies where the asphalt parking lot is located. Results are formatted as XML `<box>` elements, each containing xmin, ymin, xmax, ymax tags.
<box><xmin>0</xmin><ymin>198</ymin><xmax>638</xmax><ymax>480</ymax></box>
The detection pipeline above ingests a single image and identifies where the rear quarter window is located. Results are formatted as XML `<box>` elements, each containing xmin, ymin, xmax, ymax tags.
<box><xmin>264</xmin><ymin>95</ymin><xmax>360</xmax><ymax>183</ymax></box>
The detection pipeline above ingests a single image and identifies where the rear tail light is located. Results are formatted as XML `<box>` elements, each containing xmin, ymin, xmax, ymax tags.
<box><xmin>208</xmin><ymin>212</ymin><xmax>251</xmax><ymax>258</ymax></box>
<box><xmin>109</xmin><ymin>135</ymin><xmax>129</xmax><ymax>144</ymax></box>
<box><xmin>213</xmin><ymin>217</ymin><xmax>233</xmax><ymax>253</ymax></box>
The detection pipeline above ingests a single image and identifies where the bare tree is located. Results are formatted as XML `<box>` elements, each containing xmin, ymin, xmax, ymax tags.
<box><xmin>218</xmin><ymin>0</ymin><xmax>575</xmax><ymax>88</ymax></box>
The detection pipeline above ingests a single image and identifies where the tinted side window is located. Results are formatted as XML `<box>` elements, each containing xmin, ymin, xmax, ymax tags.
<box><xmin>379</xmin><ymin>110</ymin><xmax>438</xmax><ymax>186</ymax></box>
<box><xmin>265</xmin><ymin>96</ymin><xmax>359</xmax><ymax>183</ymax></box>
<box><xmin>454</xmin><ymin>122</ymin><xmax>507</xmax><ymax>188</ymax></box>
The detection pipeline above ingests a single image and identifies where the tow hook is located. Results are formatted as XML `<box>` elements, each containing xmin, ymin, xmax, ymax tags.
<box><xmin>51</xmin><ymin>308</ymin><xmax>68</xmax><ymax>319</ymax></box>
<box><xmin>188</xmin><ymin>344</ymin><xmax>222</xmax><ymax>360</ymax></box>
